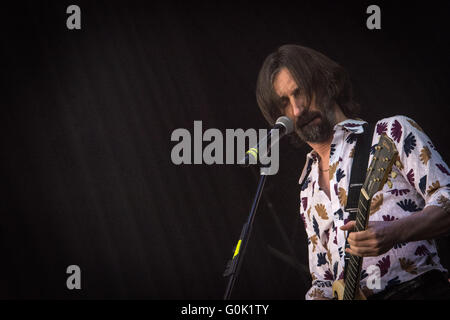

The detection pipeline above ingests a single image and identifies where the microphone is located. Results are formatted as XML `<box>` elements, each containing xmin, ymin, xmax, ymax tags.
<box><xmin>239</xmin><ymin>116</ymin><xmax>294</xmax><ymax>167</ymax></box>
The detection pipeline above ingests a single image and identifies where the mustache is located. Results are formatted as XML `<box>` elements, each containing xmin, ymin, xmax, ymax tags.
<box><xmin>296</xmin><ymin>111</ymin><xmax>322</xmax><ymax>129</ymax></box>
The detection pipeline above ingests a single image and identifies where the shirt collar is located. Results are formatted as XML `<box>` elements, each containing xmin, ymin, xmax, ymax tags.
<box><xmin>334</xmin><ymin>118</ymin><xmax>367</xmax><ymax>134</ymax></box>
<box><xmin>298</xmin><ymin>118</ymin><xmax>367</xmax><ymax>185</ymax></box>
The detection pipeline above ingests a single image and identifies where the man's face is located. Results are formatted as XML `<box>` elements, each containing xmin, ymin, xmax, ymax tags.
<box><xmin>273</xmin><ymin>68</ymin><xmax>335</xmax><ymax>143</ymax></box>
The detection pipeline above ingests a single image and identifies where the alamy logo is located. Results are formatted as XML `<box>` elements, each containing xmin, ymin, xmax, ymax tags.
<box><xmin>170</xmin><ymin>121</ymin><xmax>282</xmax><ymax>175</ymax></box>
<box><xmin>66</xmin><ymin>265</ymin><xmax>81</xmax><ymax>290</ymax></box>
<box><xmin>66</xmin><ymin>5</ymin><xmax>81</xmax><ymax>30</ymax></box>
<box><xmin>366</xmin><ymin>5</ymin><xmax>381</xmax><ymax>30</ymax></box>
<box><xmin>366</xmin><ymin>265</ymin><xmax>381</xmax><ymax>290</ymax></box>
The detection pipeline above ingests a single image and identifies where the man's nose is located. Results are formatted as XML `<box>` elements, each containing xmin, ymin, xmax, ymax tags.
<box><xmin>289</xmin><ymin>97</ymin><xmax>303</xmax><ymax>118</ymax></box>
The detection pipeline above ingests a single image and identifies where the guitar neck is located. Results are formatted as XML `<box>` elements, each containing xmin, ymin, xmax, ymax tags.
<box><xmin>339</xmin><ymin>134</ymin><xmax>398</xmax><ymax>300</ymax></box>
<box><xmin>343</xmin><ymin>193</ymin><xmax>371</xmax><ymax>300</ymax></box>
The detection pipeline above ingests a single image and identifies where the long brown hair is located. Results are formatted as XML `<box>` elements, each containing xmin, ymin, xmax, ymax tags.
<box><xmin>256</xmin><ymin>44</ymin><xmax>360</xmax><ymax>126</ymax></box>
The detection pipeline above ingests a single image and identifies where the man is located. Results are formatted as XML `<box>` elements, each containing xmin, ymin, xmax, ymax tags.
<box><xmin>255</xmin><ymin>44</ymin><xmax>450</xmax><ymax>299</ymax></box>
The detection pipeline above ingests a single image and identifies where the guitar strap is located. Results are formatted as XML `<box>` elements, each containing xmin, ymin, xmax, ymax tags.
<box><xmin>344</xmin><ymin>122</ymin><xmax>375</xmax><ymax>277</ymax></box>
<box><xmin>344</xmin><ymin>122</ymin><xmax>376</xmax><ymax>217</ymax></box>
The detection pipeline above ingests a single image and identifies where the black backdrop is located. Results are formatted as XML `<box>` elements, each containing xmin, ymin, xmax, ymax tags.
<box><xmin>1</xmin><ymin>0</ymin><xmax>449</xmax><ymax>299</ymax></box>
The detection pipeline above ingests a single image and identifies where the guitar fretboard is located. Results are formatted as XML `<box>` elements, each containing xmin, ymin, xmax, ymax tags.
<box><xmin>343</xmin><ymin>195</ymin><xmax>371</xmax><ymax>300</ymax></box>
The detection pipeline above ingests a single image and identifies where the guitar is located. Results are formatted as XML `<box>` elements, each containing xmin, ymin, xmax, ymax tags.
<box><xmin>332</xmin><ymin>134</ymin><xmax>398</xmax><ymax>300</ymax></box>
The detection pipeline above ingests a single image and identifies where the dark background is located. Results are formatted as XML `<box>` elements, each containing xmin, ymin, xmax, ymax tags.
<box><xmin>1</xmin><ymin>0</ymin><xmax>449</xmax><ymax>299</ymax></box>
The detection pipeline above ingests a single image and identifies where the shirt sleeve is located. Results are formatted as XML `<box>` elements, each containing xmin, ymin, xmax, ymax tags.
<box><xmin>377</xmin><ymin>115</ymin><xmax>450</xmax><ymax>212</ymax></box>
<box><xmin>301</xmin><ymin>207</ymin><xmax>335</xmax><ymax>300</ymax></box>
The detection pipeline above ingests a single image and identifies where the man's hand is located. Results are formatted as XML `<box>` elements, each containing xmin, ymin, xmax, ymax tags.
<box><xmin>340</xmin><ymin>220</ymin><xmax>397</xmax><ymax>257</ymax></box>
<box><xmin>340</xmin><ymin>206</ymin><xmax>450</xmax><ymax>257</ymax></box>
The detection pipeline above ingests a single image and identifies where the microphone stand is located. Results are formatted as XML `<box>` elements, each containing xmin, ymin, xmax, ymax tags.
<box><xmin>222</xmin><ymin>117</ymin><xmax>292</xmax><ymax>300</ymax></box>
<box><xmin>223</xmin><ymin>168</ymin><xmax>268</xmax><ymax>300</ymax></box>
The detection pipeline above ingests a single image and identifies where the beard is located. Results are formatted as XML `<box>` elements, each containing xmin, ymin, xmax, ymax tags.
<box><xmin>294</xmin><ymin>99</ymin><xmax>336</xmax><ymax>143</ymax></box>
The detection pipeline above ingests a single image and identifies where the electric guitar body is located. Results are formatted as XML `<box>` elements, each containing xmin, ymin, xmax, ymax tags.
<box><xmin>332</xmin><ymin>279</ymin><xmax>366</xmax><ymax>300</ymax></box>
<box><xmin>333</xmin><ymin>134</ymin><xmax>398</xmax><ymax>300</ymax></box>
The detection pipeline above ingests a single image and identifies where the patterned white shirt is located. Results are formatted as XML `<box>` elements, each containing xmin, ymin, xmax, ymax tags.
<box><xmin>298</xmin><ymin>115</ymin><xmax>450</xmax><ymax>299</ymax></box>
